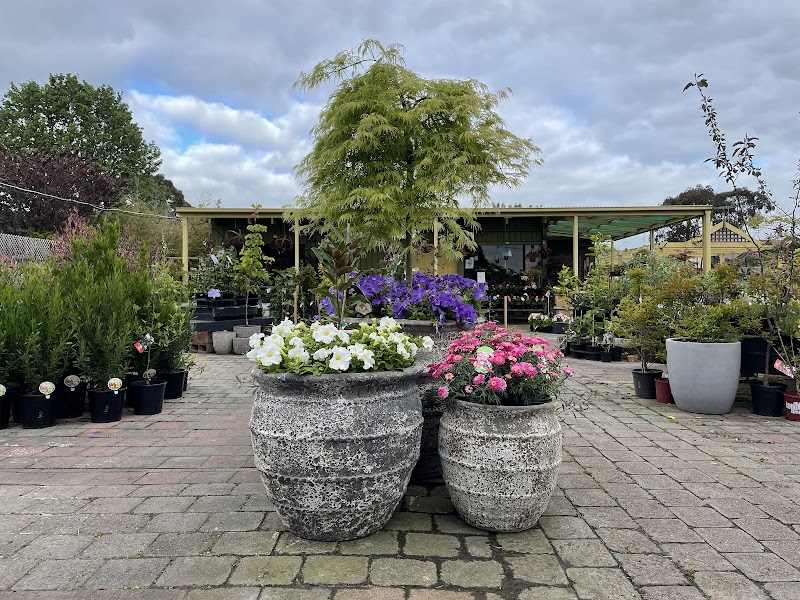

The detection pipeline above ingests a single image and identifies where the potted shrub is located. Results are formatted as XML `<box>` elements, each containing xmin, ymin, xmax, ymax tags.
<box><xmin>70</xmin><ymin>223</ymin><xmax>138</xmax><ymax>423</ymax></box>
<box><xmin>610</xmin><ymin>270</ymin><xmax>668</xmax><ymax>399</ymax></box>
<box><xmin>664</xmin><ymin>266</ymin><xmax>760</xmax><ymax>415</ymax></box>
<box><xmin>600</xmin><ymin>330</ymin><xmax>615</xmax><ymax>362</ymax></box>
<box><xmin>0</xmin><ymin>262</ymin><xmax>25</xmax><ymax>424</ymax></box>
<box><xmin>15</xmin><ymin>264</ymin><xmax>74</xmax><ymax>428</ymax></box>
<box><xmin>248</xmin><ymin>230</ymin><xmax>433</xmax><ymax>541</ymax></box>
<box><xmin>429</xmin><ymin>322</ymin><xmax>575</xmax><ymax>532</ymax></box>
<box><xmin>153</xmin><ymin>304</ymin><xmax>194</xmax><ymax>400</ymax></box>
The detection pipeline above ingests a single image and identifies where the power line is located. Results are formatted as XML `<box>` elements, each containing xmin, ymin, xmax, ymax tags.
<box><xmin>0</xmin><ymin>180</ymin><xmax>179</xmax><ymax>220</ymax></box>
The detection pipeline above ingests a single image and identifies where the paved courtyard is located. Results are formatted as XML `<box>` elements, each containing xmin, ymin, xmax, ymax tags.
<box><xmin>1</xmin><ymin>340</ymin><xmax>800</xmax><ymax>600</ymax></box>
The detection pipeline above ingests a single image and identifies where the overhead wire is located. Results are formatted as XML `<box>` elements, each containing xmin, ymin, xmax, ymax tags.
<box><xmin>0</xmin><ymin>180</ymin><xmax>180</xmax><ymax>220</ymax></box>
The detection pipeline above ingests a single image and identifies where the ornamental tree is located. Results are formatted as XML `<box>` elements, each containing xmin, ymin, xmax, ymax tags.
<box><xmin>293</xmin><ymin>40</ymin><xmax>541</xmax><ymax>281</ymax></box>
<box><xmin>0</xmin><ymin>73</ymin><xmax>161</xmax><ymax>180</ymax></box>
<box><xmin>233</xmin><ymin>211</ymin><xmax>273</xmax><ymax>325</ymax></box>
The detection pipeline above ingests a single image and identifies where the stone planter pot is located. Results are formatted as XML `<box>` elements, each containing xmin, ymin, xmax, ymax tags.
<box><xmin>666</xmin><ymin>338</ymin><xmax>741</xmax><ymax>415</ymax></box>
<box><xmin>213</xmin><ymin>330</ymin><xmax>235</xmax><ymax>355</ymax></box>
<box><xmin>250</xmin><ymin>365</ymin><xmax>424</xmax><ymax>541</ymax></box>
<box><xmin>234</xmin><ymin>325</ymin><xmax>261</xmax><ymax>338</ymax></box>
<box><xmin>232</xmin><ymin>337</ymin><xmax>251</xmax><ymax>355</ymax></box>
<box><xmin>439</xmin><ymin>398</ymin><xmax>562</xmax><ymax>532</ymax></box>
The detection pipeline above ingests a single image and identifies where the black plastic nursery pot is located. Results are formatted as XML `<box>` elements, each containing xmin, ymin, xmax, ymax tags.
<box><xmin>159</xmin><ymin>371</ymin><xmax>185</xmax><ymax>400</ymax></box>
<box><xmin>552</xmin><ymin>322</ymin><xmax>567</xmax><ymax>335</ymax></box>
<box><xmin>88</xmin><ymin>388</ymin><xmax>125</xmax><ymax>423</ymax></box>
<box><xmin>20</xmin><ymin>391</ymin><xmax>56</xmax><ymax>429</ymax></box>
<box><xmin>750</xmin><ymin>382</ymin><xmax>787</xmax><ymax>417</ymax></box>
<box><xmin>56</xmin><ymin>382</ymin><xmax>87</xmax><ymax>419</ymax></box>
<box><xmin>612</xmin><ymin>347</ymin><xmax>623</xmax><ymax>361</ymax></box>
<box><xmin>11</xmin><ymin>393</ymin><xmax>22</xmax><ymax>424</ymax></box>
<box><xmin>123</xmin><ymin>374</ymin><xmax>143</xmax><ymax>407</ymax></box>
<box><xmin>585</xmin><ymin>346</ymin><xmax>601</xmax><ymax>361</ymax></box>
<box><xmin>130</xmin><ymin>380</ymin><xmax>167</xmax><ymax>416</ymax></box>
<box><xmin>600</xmin><ymin>351</ymin><xmax>614</xmax><ymax>363</ymax></box>
<box><xmin>632</xmin><ymin>369</ymin><xmax>662</xmax><ymax>399</ymax></box>
<box><xmin>0</xmin><ymin>394</ymin><xmax>11</xmax><ymax>429</ymax></box>
<box><xmin>183</xmin><ymin>370</ymin><xmax>188</xmax><ymax>392</ymax></box>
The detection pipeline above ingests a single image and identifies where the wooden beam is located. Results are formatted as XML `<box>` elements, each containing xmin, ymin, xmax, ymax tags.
<box><xmin>703</xmin><ymin>210</ymin><xmax>712</xmax><ymax>272</ymax></box>
<box><xmin>181</xmin><ymin>217</ymin><xmax>189</xmax><ymax>285</ymax></box>
<box><xmin>573</xmin><ymin>215</ymin><xmax>579</xmax><ymax>278</ymax></box>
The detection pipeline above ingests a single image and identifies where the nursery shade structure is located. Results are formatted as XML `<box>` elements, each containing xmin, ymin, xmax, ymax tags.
<box><xmin>176</xmin><ymin>204</ymin><xmax>714</xmax><ymax>281</ymax></box>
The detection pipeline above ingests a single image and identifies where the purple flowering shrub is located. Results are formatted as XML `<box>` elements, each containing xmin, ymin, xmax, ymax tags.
<box><xmin>322</xmin><ymin>273</ymin><xmax>487</xmax><ymax>325</ymax></box>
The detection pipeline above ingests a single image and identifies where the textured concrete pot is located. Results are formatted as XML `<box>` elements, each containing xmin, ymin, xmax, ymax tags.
<box><xmin>250</xmin><ymin>365</ymin><xmax>424</xmax><ymax>541</ymax></box>
<box><xmin>666</xmin><ymin>338</ymin><xmax>741</xmax><ymax>415</ymax></box>
<box><xmin>212</xmin><ymin>330</ymin><xmax>235</xmax><ymax>355</ymax></box>
<box><xmin>232</xmin><ymin>337</ymin><xmax>251</xmax><ymax>355</ymax></box>
<box><xmin>234</xmin><ymin>325</ymin><xmax>261</xmax><ymax>338</ymax></box>
<box><xmin>439</xmin><ymin>399</ymin><xmax>562</xmax><ymax>532</ymax></box>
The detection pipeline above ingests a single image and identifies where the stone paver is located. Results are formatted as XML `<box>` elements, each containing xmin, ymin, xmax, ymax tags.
<box><xmin>0</xmin><ymin>347</ymin><xmax>798</xmax><ymax>597</ymax></box>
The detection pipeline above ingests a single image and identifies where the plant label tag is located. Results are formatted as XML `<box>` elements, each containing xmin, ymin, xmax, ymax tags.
<box><xmin>143</xmin><ymin>369</ymin><xmax>156</xmax><ymax>380</ymax></box>
<box><xmin>134</xmin><ymin>342</ymin><xmax>144</xmax><ymax>353</ymax></box>
<box><xmin>774</xmin><ymin>359</ymin><xmax>795</xmax><ymax>377</ymax></box>
<box><xmin>64</xmin><ymin>375</ymin><xmax>81</xmax><ymax>391</ymax></box>
<box><xmin>0</xmin><ymin>384</ymin><xmax>5</xmax><ymax>397</ymax></box>
<box><xmin>38</xmin><ymin>381</ymin><xmax>55</xmax><ymax>399</ymax></box>
<box><xmin>108</xmin><ymin>378</ymin><xmax>123</xmax><ymax>392</ymax></box>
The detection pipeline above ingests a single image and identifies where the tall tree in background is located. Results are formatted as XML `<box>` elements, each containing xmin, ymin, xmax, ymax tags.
<box><xmin>0</xmin><ymin>74</ymin><xmax>161</xmax><ymax>180</ymax></box>
<box><xmin>0</xmin><ymin>146</ymin><xmax>123</xmax><ymax>235</ymax></box>
<box><xmin>658</xmin><ymin>184</ymin><xmax>774</xmax><ymax>241</ymax></box>
<box><xmin>293</xmin><ymin>40</ymin><xmax>541</xmax><ymax>280</ymax></box>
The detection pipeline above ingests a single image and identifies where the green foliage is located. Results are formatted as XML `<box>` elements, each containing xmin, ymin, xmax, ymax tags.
<box><xmin>14</xmin><ymin>263</ymin><xmax>74</xmax><ymax>392</ymax></box>
<box><xmin>233</xmin><ymin>218</ymin><xmax>273</xmax><ymax>324</ymax></box>
<box><xmin>0</xmin><ymin>73</ymin><xmax>160</xmax><ymax>179</ymax></box>
<box><xmin>553</xmin><ymin>266</ymin><xmax>580</xmax><ymax>298</ymax></box>
<box><xmin>263</xmin><ymin>265</ymin><xmax>318</xmax><ymax>321</ymax></box>
<box><xmin>137</xmin><ymin>263</ymin><xmax>194</xmax><ymax>375</ymax></box>
<box><xmin>70</xmin><ymin>222</ymin><xmax>138</xmax><ymax>388</ymax></box>
<box><xmin>673</xmin><ymin>300</ymin><xmax>760</xmax><ymax>344</ymax></box>
<box><xmin>293</xmin><ymin>39</ymin><xmax>540</xmax><ymax>279</ymax></box>
<box><xmin>312</xmin><ymin>229</ymin><xmax>368</xmax><ymax>328</ymax></box>
<box><xmin>191</xmin><ymin>248</ymin><xmax>239</xmax><ymax>297</ymax></box>
<box><xmin>0</xmin><ymin>264</ymin><xmax>26</xmax><ymax>391</ymax></box>
<box><xmin>658</xmin><ymin>185</ymin><xmax>773</xmax><ymax>242</ymax></box>
<box><xmin>611</xmin><ymin>294</ymin><xmax>668</xmax><ymax>372</ymax></box>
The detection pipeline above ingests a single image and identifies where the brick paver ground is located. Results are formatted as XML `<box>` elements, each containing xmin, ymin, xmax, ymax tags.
<box><xmin>1</xmin><ymin>333</ymin><xmax>799</xmax><ymax>599</ymax></box>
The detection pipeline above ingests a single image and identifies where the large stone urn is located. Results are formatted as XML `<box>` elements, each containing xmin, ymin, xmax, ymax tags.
<box><xmin>439</xmin><ymin>399</ymin><xmax>562</xmax><ymax>532</ymax></box>
<box><xmin>666</xmin><ymin>338</ymin><xmax>741</xmax><ymax>415</ymax></box>
<box><xmin>250</xmin><ymin>365</ymin><xmax>424</xmax><ymax>541</ymax></box>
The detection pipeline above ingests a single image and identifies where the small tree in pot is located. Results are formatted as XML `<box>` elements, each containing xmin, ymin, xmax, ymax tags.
<box><xmin>610</xmin><ymin>268</ymin><xmax>668</xmax><ymax>399</ymax></box>
<box><xmin>233</xmin><ymin>217</ymin><xmax>272</xmax><ymax>327</ymax></box>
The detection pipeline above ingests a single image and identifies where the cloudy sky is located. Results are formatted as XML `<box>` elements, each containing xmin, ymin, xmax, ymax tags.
<box><xmin>2</xmin><ymin>0</ymin><xmax>799</xmax><ymax>224</ymax></box>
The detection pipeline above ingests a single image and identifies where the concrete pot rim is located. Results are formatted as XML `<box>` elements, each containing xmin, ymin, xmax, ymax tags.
<box><xmin>450</xmin><ymin>397</ymin><xmax>558</xmax><ymax>413</ymax></box>
<box><xmin>251</xmin><ymin>363</ymin><xmax>425</xmax><ymax>388</ymax></box>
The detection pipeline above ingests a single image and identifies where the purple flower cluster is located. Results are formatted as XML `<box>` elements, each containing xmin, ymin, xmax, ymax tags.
<box><xmin>358</xmin><ymin>273</ymin><xmax>487</xmax><ymax>325</ymax></box>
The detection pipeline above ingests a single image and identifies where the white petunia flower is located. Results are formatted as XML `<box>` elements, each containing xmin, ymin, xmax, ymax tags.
<box><xmin>328</xmin><ymin>346</ymin><xmax>352</xmax><ymax>371</ymax></box>
<box><xmin>409</xmin><ymin>342</ymin><xmax>418</xmax><ymax>357</ymax></box>
<box><xmin>266</xmin><ymin>333</ymin><xmax>285</xmax><ymax>346</ymax></box>
<box><xmin>287</xmin><ymin>346</ymin><xmax>310</xmax><ymax>363</ymax></box>
<box><xmin>289</xmin><ymin>336</ymin><xmax>305</xmax><ymax>348</ymax></box>
<box><xmin>313</xmin><ymin>348</ymin><xmax>331</xmax><ymax>361</ymax></box>
<box><xmin>312</xmin><ymin>323</ymin><xmax>338</xmax><ymax>344</ymax></box>
<box><xmin>388</xmin><ymin>332</ymin><xmax>404</xmax><ymax>344</ymax></box>
<box><xmin>421</xmin><ymin>336</ymin><xmax>434</xmax><ymax>350</ymax></box>
<box><xmin>378</xmin><ymin>316</ymin><xmax>398</xmax><ymax>330</ymax></box>
<box><xmin>274</xmin><ymin>318</ymin><xmax>295</xmax><ymax>337</ymax></box>
<box><xmin>257</xmin><ymin>344</ymin><xmax>283</xmax><ymax>367</ymax></box>
<box><xmin>360</xmin><ymin>349</ymin><xmax>375</xmax><ymax>370</ymax></box>
<box><xmin>248</xmin><ymin>332</ymin><xmax>266</xmax><ymax>348</ymax></box>
<box><xmin>336</xmin><ymin>329</ymin><xmax>351</xmax><ymax>344</ymax></box>
<box><xmin>396</xmin><ymin>343</ymin><xmax>410</xmax><ymax>359</ymax></box>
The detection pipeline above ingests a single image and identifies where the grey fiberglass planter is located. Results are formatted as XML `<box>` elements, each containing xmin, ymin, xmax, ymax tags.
<box><xmin>666</xmin><ymin>338</ymin><xmax>741</xmax><ymax>415</ymax></box>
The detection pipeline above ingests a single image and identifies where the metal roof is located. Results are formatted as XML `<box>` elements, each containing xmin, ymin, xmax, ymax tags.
<box><xmin>176</xmin><ymin>205</ymin><xmax>712</xmax><ymax>241</ymax></box>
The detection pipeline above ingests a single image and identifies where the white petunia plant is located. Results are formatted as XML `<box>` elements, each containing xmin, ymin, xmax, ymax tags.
<box><xmin>248</xmin><ymin>316</ymin><xmax>434</xmax><ymax>375</ymax></box>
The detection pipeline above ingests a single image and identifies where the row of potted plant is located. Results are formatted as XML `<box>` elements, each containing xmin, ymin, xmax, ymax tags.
<box><xmin>0</xmin><ymin>220</ymin><xmax>194</xmax><ymax>428</ymax></box>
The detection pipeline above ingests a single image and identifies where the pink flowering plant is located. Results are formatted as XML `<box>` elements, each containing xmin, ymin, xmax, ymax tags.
<box><xmin>428</xmin><ymin>322</ymin><xmax>575</xmax><ymax>406</ymax></box>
